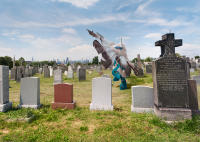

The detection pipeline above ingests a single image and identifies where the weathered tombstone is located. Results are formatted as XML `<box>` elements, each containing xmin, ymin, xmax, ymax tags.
<box><xmin>20</xmin><ymin>66</ymin><xmax>25</xmax><ymax>78</ymax></box>
<box><xmin>52</xmin><ymin>83</ymin><xmax>75</xmax><ymax>109</ymax></box>
<box><xmin>44</xmin><ymin>66</ymin><xmax>50</xmax><ymax>78</ymax></box>
<box><xmin>54</xmin><ymin>69</ymin><xmax>63</xmax><ymax>84</ymax></box>
<box><xmin>131</xmin><ymin>86</ymin><xmax>154</xmax><ymax>112</ymax></box>
<box><xmin>78</xmin><ymin>68</ymin><xmax>86</xmax><ymax>81</ymax></box>
<box><xmin>29</xmin><ymin>66</ymin><xmax>33</xmax><ymax>76</ymax></box>
<box><xmin>90</xmin><ymin>77</ymin><xmax>113</xmax><ymax>110</ymax></box>
<box><xmin>16</xmin><ymin>67</ymin><xmax>22</xmax><ymax>82</ymax></box>
<box><xmin>191</xmin><ymin>76</ymin><xmax>200</xmax><ymax>85</ymax></box>
<box><xmin>10</xmin><ymin>67</ymin><xmax>17</xmax><ymax>80</ymax></box>
<box><xmin>0</xmin><ymin>65</ymin><xmax>12</xmax><ymax>112</ymax></box>
<box><xmin>137</xmin><ymin>54</ymin><xmax>143</xmax><ymax>69</ymax></box>
<box><xmin>153</xmin><ymin>33</ymin><xmax>193</xmax><ymax>121</ymax></box>
<box><xmin>146</xmin><ymin>64</ymin><xmax>152</xmax><ymax>73</ymax></box>
<box><xmin>24</xmin><ymin>67</ymin><xmax>30</xmax><ymax>77</ymax></box>
<box><xmin>19</xmin><ymin>77</ymin><xmax>41</xmax><ymax>108</ymax></box>
<box><xmin>67</xmin><ymin>66</ymin><xmax>74</xmax><ymax>79</ymax></box>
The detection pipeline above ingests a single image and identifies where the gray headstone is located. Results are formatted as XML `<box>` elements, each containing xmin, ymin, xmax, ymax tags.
<box><xmin>131</xmin><ymin>86</ymin><xmax>154</xmax><ymax>113</ymax></box>
<box><xmin>153</xmin><ymin>33</ymin><xmax>192</xmax><ymax>121</ymax></box>
<box><xmin>54</xmin><ymin>69</ymin><xmax>63</xmax><ymax>84</ymax></box>
<box><xmin>0</xmin><ymin>65</ymin><xmax>12</xmax><ymax>112</ymax></box>
<box><xmin>90</xmin><ymin>77</ymin><xmax>113</xmax><ymax>110</ymax></box>
<box><xmin>19</xmin><ymin>77</ymin><xmax>41</xmax><ymax>108</ymax></box>
<box><xmin>146</xmin><ymin>64</ymin><xmax>152</xmax><ymax>73</ymax></box>
<box><xmin>16</xmin><ymin>67</ymin><xmax>22</xmax><ymax>82</ymax></box>
<box><xmin>24</xmin><ymin>67</ymin><xmax>30</xmax><ymax>77</ymax></box>
<box><xmin>78</xmin><ymin>68</ymin><xmax>86</xmax><ymax>81</ymax></box>
<box><xmin>44</xmin><ymin>66</ymin><xmax>50</xmax><ymax>78</ymax></box>
<box><xmin>10</xmin><ymin>68</ymin><xmax>17</xmax><ymax>80</ymax></box>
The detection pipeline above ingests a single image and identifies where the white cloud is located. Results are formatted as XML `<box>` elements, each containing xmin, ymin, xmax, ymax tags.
<box><xmin>66</xmin><ymin>44</ymin><xmax>97</xmax><ymax>60</ymax></box>
<box><xmin>144</xmin><ymin>33</ymin><xmax>161</xmax><ymax>39</ymax></box>
<box><xmin>54</xmin><ymin>0</ymin><xmax>99</xmax><ymax>9</ymax></box>
<box><xmin>176</xmin><ymin>43</ymin><xmax>200</xmax><ymax>57</ymax></box>
<box><xmin>62</xmin><ymin>28</ymin><xmax>76</xmax><ymax>34</ymax></box>
<box><xmin>18</xmin><ymin>34</ymin><xmax>35</xmax><ymax>42</ymax></box>
<box><xmin>2</xmin><ymin>31</ymin><xmax>19</xmax><ymax>37</ymax></box>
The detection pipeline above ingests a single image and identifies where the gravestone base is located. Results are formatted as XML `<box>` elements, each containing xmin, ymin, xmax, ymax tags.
<box><xmin>52</xmin><ymin>102</ymin><xmax>75</xmax><ymax>109</ymax></box>
<box><xmin>90</xmin><ymin>103</ymin><xmax>113</xmax><ymax>111</ymax></box>
<box><xmin>154</xmin><ymin>106</ymin><xmax>192</xmax><ymax>121</ymax></box>
<box><xmin>131</xmin><ymin>106</ymin><xmax>154</xmax><ymax>113</ymax></box>
<box><xmin>0</xmin><ymin>102</ymin><xmax>12</xmax><ymax>112</ymax></box>
<box><xmin>19</xmin><ymin>104</ymin><xmax>42</xmax><ymax>109</ymax></box>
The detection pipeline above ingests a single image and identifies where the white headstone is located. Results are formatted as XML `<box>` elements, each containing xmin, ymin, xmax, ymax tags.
<box><xmin>49</xmin><ymin>66</ymin><xmax>53</xmax><ymax>77</ymax></box>
<box><xmin>67</xmin><ymin>66</ymin><xmax>74</xmax><ymax>79</ymax></box>
<box><xmin>54</xmin><ymin>69</ymin><xmax>63</xmax><ymax>84</ymax></box>
<box><xmin>131</xmin><ymin>86</ymin><xmax>154</xmax><ymax>113</ymax></box>
<box><xmin>64</xmin><ymin>70</ymin><xmax>68</xmax><ymax>76</ymax></box>
<box><xmin>90</xmin><ymin>77</ymin><xmax>113</xmax><ymax>110</ymax></box>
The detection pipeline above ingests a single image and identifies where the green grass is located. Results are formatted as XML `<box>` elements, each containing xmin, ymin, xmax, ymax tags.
<box><xmin>0</xmin><ymin>70</ymin><xmax>200</xmax><ymax>142</ymax></box>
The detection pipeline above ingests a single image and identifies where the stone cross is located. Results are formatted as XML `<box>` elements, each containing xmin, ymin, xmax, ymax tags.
<box><xmin>155</xmin><ymin>33</ymin><xmax>182</xmax><ymax>57</ymax></box>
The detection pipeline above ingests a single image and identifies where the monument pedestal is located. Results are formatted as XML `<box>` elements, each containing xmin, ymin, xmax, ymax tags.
<box><xmin>19</xmin><ymin>104</ymin><xmax>41</xmax><ymax>109</ymax></box>
<box><xmin>52</xmin><ymin>102</ymin><xmax>75</xmax><ymax>109</ymax></box>
<box><xmin>90</xmin><ymin>103</ymin><xmax>113</xmax><ymax>111</ymax></box>
<box><xmin>154</xmin><ymin>105</ymin><xmax>192</xmax><ymax>121</ymax></box>
<box><xmin>0</xmin><ymin>102</ymin><xmax>12</xmax><ymax>112</ymax></box>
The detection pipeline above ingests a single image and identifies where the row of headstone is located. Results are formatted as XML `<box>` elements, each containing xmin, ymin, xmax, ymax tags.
<box><xmin>10</xmin><ymin>66</ymin><xmax>37</xmax><ymax>82</ymax></box>
<box><xmin>0</xmin><ymin>65</ymin><xmax>41</xmax><ymax>112</ymax></box>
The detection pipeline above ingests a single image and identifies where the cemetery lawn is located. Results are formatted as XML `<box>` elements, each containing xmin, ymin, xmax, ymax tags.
<box><xmin>0</xmin><ymin>70</ymin><xmax>200</xmax><ymax>142</ymax></box>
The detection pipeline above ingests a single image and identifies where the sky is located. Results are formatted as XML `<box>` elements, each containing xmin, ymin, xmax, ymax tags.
<box><xmin>0</xmin><ymin>0</ymin><xmax>200</xmax><ymax>61</ymax></box>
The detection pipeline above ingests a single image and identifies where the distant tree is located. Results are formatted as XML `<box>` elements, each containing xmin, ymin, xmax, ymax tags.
<box><xmin>0</xmin><ymin>56</ymin><xmax>13</xmax><ymax>69</ymax></box>
<box><xmin>131</xmin><ymin>58</ymin><xmax>138</xmax><ymax>63</ymax></box>
<box><xmin>175</xmin><ymin>53</ymin><xmax>181</xmax><ymax>57</ymax></box>
<box><xmin>195</xmin><ymin>56</ymin><xmax>200</xmax><ymax>59</ymax></box>
<box><xmin>18</xmin><ymin>57</ymin><xmax>26</xmax><ymax>66</ymax></box>
<box><xmin>92</xmin><ymin>56</ymin><xmax>99</xmax><ymax>65</ymax></box>
<box><xmin>144</xmin><ymin>57</ymin><xmax>153</xmax><ymax>62</ymax></box>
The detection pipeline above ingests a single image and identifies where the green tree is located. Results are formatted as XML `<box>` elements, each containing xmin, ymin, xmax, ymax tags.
<box><xmin>176</xmin><ymin>53</ymin><xmax>181</xmax><ymax>57</ymax></box>
<box><xmin>92</xmin><ymin>56</ymin><xmax>99</xmax><ymax>65</ymax></box>
<box><xmin>18</xmin><ymin>57</ymin><xmax>26</xmax><ymax>66</ymax></box>
<box><xmin>195</xmin><ymin>56</ymin><xmax>200</xmax><ymax>59</ymax></box>
<box><xmin>0</xmin><ymin>56</ymin><xmax>13</xmax><ymax>69</ymax></box>
<box><xmin>144</xmin><ymin>57</ymin><xmax>153</xmax><ymax>62</ymax></box>
<box><xmin>131</xmin><ymin>58</ymin><xmax>138</xmax><ymax>63</ymax></box>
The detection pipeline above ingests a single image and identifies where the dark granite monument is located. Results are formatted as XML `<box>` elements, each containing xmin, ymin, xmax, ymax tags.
<box><xmin>153</xmin><ymin>33</ymin><xmax>198</xmax><ymax>121</ymax></box>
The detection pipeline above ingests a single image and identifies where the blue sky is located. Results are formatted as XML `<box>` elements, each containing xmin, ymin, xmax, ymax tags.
<box><xmin>0</xmin><ymin>0</ymin><xmax>200</xmax><ymax>61</ymax></box>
